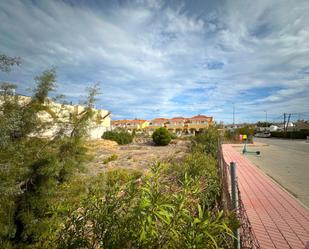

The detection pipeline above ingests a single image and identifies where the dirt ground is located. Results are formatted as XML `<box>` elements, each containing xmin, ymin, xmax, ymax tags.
<box><xmin>85</xmin><ymin>137</ymin><xmax>190</xmax><ymax>175</ymax></box>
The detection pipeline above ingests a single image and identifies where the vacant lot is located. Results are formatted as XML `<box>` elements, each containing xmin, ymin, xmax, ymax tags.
<box><xmin>85</xmin><ymin>137</ymin><xmax>190</xmax><ymax>175</ymax></box>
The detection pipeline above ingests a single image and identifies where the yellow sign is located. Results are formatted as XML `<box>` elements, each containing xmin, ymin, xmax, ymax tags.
<box><xmin>243</xmin><ymin>134</ymin><xmax>247</xmax><ymax>140</ymax></box>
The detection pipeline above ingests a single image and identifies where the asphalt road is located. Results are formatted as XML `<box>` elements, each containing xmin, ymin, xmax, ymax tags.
<box><xmin>242</xmin><ymin>137</ymin><xmax>309</xmax><ymax>208</ymax></box>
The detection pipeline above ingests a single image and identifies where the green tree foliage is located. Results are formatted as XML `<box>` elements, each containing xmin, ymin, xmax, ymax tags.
<box><xmin>256</xmin><ymin>121</ymin><xmax>272</xmax><ymax>127</ymax></box>
<box><xmin>237</xmin><ymin>125</ymin><xmax>255</xmax><ymax>137</ymax></box>
<box><xmin>0</xmin><ymin>64</ymin><xmax>99</xmax><ymax>248</ymax></box>
<box><xmin>0</xmin><ymin>54</ymin><xmax>21</xmax><ymax>72</ymax></box>
<box><xmin>152</xmin><ymin>127</ymin><xmax>171</xmax><ymax>146</ymax></box>
<box><xmin>33</xmin><ymin>69</ymin><xmax>56</xmax><ymax>103</ymax></box>
<box><xmin>102</xmin><ymin>130</ymin><xmax>133</xmax><ymax>145</ymax></box>
<box><xmin>224</xmin><ymin>125</ymin><xmax>255</xmax><ymax>143</ymax></box>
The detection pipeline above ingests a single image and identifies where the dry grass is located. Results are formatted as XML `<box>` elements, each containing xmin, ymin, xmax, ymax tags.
<box><xmin>84</xmin><ymin>138</ymin><xmax>190</xmax><ymax>176</ymax></box>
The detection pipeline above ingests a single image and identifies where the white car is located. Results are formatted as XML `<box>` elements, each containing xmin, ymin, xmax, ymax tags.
<box><xmin>255</xmin><ymin>132</ymin><xmax>271</xmax><ymax>138</ymax></box>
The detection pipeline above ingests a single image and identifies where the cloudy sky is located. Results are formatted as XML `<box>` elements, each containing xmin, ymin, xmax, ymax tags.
<box><xmin>1</xmin><ymin>0</ymin><xmax>309</xmax><ymax>123</ymax></box>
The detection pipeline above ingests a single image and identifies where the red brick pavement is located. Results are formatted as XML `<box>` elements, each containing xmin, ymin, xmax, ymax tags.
<box><xmin>222</xmin><ymin>144</ymin><xmax>309</xmax><ymax>249</ymax></box>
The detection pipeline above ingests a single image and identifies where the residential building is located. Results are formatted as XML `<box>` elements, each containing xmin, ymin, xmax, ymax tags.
<box><xmin>147</xmin><ymin>118</ymin><xmax>169</xmax><ymax>130</ymax></box>
<box><xmin>187</xmin><ymin>115</ymin><xmax>213</xmax><ymax>130</ymax></box>
<box><xmin>112</xmin><ymin>119</ymin><xmax>149</xmax><ymax>131</ymax></box>
<box><xmin>0</xmin><ymin>95</ymin><xmax>111</xmax><ymax>139</ymax></box>
<box><xmin>147</xmin><ymin>115</ymin><xmax>213</xmax><ymax>134</ymax></box>
<box><xmin>111</xmin><ymin>115</ymin><xmax>213</xmax><ymax>134</ymax></box>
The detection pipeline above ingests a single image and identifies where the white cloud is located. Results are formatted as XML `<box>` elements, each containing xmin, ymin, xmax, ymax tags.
<box><xmin>0</xmin><ymin>0</ymin><xmax>308</xmax><ymax>123</ymax></box>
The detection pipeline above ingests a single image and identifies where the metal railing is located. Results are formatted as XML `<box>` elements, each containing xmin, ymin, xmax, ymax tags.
<box><xmin>218</xmin><ymin>145</ymin><xmax>260</xmax><ymax>249</ymax></box>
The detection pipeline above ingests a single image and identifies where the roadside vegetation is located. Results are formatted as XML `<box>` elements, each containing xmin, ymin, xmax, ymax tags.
<box><xmin>57</xmin><ymin>128</ymin><xmax>237</xmax><ymax>249</ymax></box>
<box><xmin>225</xmin><ymin>122</ymin><xmax>309</xmax><ymax>141</ymax></box>
<box><xmin>270</xmin><ymin>130</ymin><xmax>309</xmax><ymax>139</ymax></box>
<box><xmin>224</xmin><ymin>125</ymin><xmax>255</xmax><ymax>143</ymax></box>
<box><xmin>102</xmin><ymin>130</ymin><xmax>133</xmax><ymax>145</ymax></box>
<box><xmin>0</xmin><ymin>55</ymin><xmax>100</xmax><ymax>249</ymax></box>
<box><xmin>0</xmin><ymin>54</ymin><xmax>236</xmax><ymax>248</ymax></box>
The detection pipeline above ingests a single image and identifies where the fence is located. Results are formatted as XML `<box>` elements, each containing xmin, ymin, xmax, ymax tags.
<box><xmin>218</xmin><ymin>145</ymin><xmax>260</xmax><ymax>249</ymax></box>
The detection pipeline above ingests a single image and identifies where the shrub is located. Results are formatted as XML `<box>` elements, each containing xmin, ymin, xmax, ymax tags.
<box><xmin>169</xmin><ymin>132</ymin><xmax>177</xmax><ymax>139</ymax></box>
<box><xmin>192</xmin><ymin>126</ymin><xmax>219</xmax><ymax>158</ymax></box>
<box><xmin>152</xmin><ymin>127</ymin><xmax>171</xmax><ymax>146</ymax></box>
<box><xmin>103</xmin><ymin>154</ymin><xmax>118</xmax><ymax>164</ymax></box>
<box><xmin>56</xmin><ymin>164</ymin><xmax>234</xmax><ymax>249</ymax></box>
<box><xmin>271</xmin><ymin>130</ymin><xmax>309</xmax><ymax>139</ymax></box>
<box><xmin>223</xmin><ymin>126</ymin><xmax>254</xmax><ymax>143</ymax></box>
<box><xmin>165</xmin><ymin>152</ymin><xmax>221</xmax><ymax>208</ymax></box>
<box><xmin>224</xmin><ymin>129</ymin><xmax>236</xmax><ymax>142</ymax></box>
<box><xmin>237</xmin><ymin>125</ymin><xmax>254</xmax><ymax>143</ymax></box>
<box><xmin>102</xmin><ymin>131</ymin><xmax>133</xmax><ymax>145</ymax></box>
<box><xmin>103</xmin><ymin>168</ymin><xmax>142</xmax><ymax>186</ymax></box>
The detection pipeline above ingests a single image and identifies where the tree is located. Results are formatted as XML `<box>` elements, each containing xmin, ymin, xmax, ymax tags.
<box><xmin>256</xmin><ymin>121</ymin><xmax>272</xmax><ymax>127</ymax></box>
<box><xmin>33</xmin><ymin>69</ymin><xmax>56</xmax><ymax>103</ymax></box>
<box><xmin>152</xmin><ymin>127</ymin><xmax>171</xmax><ymax>146</ymax></box>
<box><xmin>0</xmin><ymin>64</ymin><xmax>99</xmax><ymax>248</ymax></box>
<box><xmin>0</xmin><ymin>54</ymin><xmax>21</xmax><ymax>72</ymax></box>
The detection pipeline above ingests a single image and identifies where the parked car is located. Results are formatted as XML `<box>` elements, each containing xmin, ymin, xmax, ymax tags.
<box><xmin>255</xmin><ymin>132</ymin><xmax>271</xmax><ymax>138</ymax></box>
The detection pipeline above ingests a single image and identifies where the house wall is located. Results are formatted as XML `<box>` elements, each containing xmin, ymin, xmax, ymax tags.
<box><xmin>1</xmin><ymin>95</ymin><xmax>111</xmax><ymax>140</ymax></box>
<box><xmin>88</xmin><ymin>125</ymin><xmax>110</xmax><ymax>139</ymax></box>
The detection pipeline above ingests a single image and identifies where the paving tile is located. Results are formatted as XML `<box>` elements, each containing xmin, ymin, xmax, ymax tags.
<box><xmin>222</xmin><ymin>144</ymin><xmax>309</xmax><ymax>248</ymax></box>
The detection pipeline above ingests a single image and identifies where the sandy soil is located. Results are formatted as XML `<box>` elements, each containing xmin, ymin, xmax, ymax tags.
<box><xmin>84</xmin><ymin>137</ymin><xmax>190</xmax><ymax>175</ymax></box>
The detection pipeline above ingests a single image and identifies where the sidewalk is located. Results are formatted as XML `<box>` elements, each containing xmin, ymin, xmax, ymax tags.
<box><xmin>222</xmin><ymin>144</ymin><xmax>309</xmax><ymax>249</ymax></box>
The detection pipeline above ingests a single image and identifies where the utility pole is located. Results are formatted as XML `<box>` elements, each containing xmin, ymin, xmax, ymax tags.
<box><xmin>283</xmin><ymin>113</ymin><xmax>286</xmax><ymax>132</ymax></box>
<box><xmin>287</xmin><ymin>114</ymin><xmax>291</xmax><ymax>131</ymax></box>
<box><xmin>264</xmin><ymin>110</ymin><xmax>268</xmax><ymax>123</ymax></box>
<box><xmin>233</xmin><ymin>103</ymin><xmax>235</xmax><ymax>127</ymax></box>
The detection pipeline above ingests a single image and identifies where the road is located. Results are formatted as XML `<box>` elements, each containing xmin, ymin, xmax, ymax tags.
<box><xmin>242</xmin><ymin>137</ymin><xmax>309</xmax><ymax>208</ymax></box>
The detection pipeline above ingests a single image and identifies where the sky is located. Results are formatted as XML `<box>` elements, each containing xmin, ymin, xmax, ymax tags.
<box><xmin>1</xmin><ymin>0</ymin><xmax>309</xmax><ymax>123</ymax></box>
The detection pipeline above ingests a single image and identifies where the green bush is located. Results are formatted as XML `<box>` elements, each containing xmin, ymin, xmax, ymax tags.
<box><xmin>102</xmin><ymin>130</ymin><xmax>133</xmax><ymax>145</ymax></box>
<box><xmin>271</xmin><ymin>130</ymin><xmax>309</xmax><ymax>139</ymax></box>
<box><xmin>169</xmin><ymin>131</ymin><xmax>177</xmax><ymax>139</ymax></box>
<box><xmin>165</xmin><ymin>151</ymin><xmax>221</xmax><ymax>209</ymax></box>
<box><xmin>237</xmin><ymin>125</ymin><xmax>254</xmax><ymax>143</ymax></box>
<box><xmin>192</xmin><ymin>126</ymin><xmax>219</xmax><ymax>158</ymax></box>
<box><xmin>224</xmin><ymin>126</ymin><xmax>254</xmax><ymax>143</ymax></box>
<box><xmin>224</xmin><ymin>129</ymin><xmax>236</xmax><ymax>142</ymax></box>
<box><xmin>56</xmin><ymin>163</ymin><xmax>235</xmax><ymax>249</ymax></box>
<box><xmin>152</xmin><ymin>127</ymin><xmax>171</xmax><ymax>146</ymax></box>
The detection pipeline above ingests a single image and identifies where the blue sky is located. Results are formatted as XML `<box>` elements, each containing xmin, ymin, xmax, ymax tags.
<box><xmin>1</xmin><ymin>0</ymin><xmax>309</xmax><ymax>123</ymax></box>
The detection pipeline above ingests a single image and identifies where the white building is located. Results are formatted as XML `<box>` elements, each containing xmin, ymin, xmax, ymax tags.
<box><xmin>269</xmin><ymin>125</ymin><xmax>279</xmax><ymax>132</ymax></box>
<box><xmin>1</xmin><ymin>95</ymin><xmax>111</xmax><ymax>140</ymax></box>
